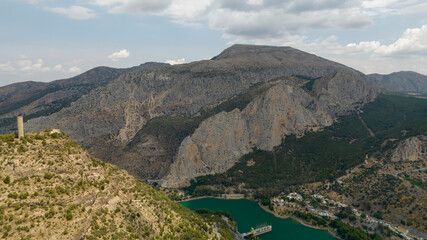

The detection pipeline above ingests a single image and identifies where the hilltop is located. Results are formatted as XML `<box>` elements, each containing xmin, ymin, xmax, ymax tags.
<box><xmin>0</xmin><ymin>132</ymin><xmax>234</xmax><ymax>239</ymax></box>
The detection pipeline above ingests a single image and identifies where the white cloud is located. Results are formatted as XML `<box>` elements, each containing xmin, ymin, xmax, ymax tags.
<box><xmin>108</xmin><ymin>49</ymin><xmax>130</xmax><ymax>61</ymax></box>
<box><xmin>165</xmin><ymin>58</ymin><xmax>186</xmax><ymax>65</ymax></box>
<box><xmin>0</xmin><ymin>62</ymin><xmax>16</xmax><ymax>72</ymax></box>
<box><xmin>52</xmin><ymin>64</ymin><xmax>81</xmax><ymax>73</ymax></box>
<box><xmin>280</xmin><ymin>24</ymin><xmax>427</xmax><ymax>74</ymax></box>
<box><xmin>374</xmin><ymin>24</ymin><xmax>427</xmax><ymax>57</ymax></box>
<box><xmin>53</xmin><ymin>64</ymin><xmax>64</xmax><ymax>71</ymax></box>
<box><xmin>91</xmin><ymin>0</ymin><xmax>376</xmax><ymax>43</ymax></box>
<box><xmin>292</xmin><ymin>24</ymin><xmax>427</xmax><ymax>58</ymax></box>
<box><xmin>0</xmin><ymin>57</ymin><xmax>82</xmax><ymax>75</ymax></box>
<box><xmin>90</xmin><ymin>0</ymin><xmax>427</xmax><ymax>46</ymax></box>
<box><xmin>46</xmin><ymin>6</ymin><xmax>97</xmax><ymax>20</ymax></box>
<box><xmin>18</xmin><ymin>58</ymin><xmax>50</xmax><ymax>72</ymax></box>
<box><xmin>68</xmin><ymin>66</ymin><xmax>81</xmax><ymax>73</ymax></box>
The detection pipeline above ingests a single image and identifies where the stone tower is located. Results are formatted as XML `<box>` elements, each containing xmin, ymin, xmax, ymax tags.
<box><xmin>17</xmin><ymin>116</ymin><xmax>24</xmax><ymax>138</ymax></box>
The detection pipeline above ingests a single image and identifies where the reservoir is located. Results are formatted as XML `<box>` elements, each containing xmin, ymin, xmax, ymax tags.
<box><xmin>180</xmin><ymin>198</ymin><xmax>336</xmax><ymax>240</ymax></box>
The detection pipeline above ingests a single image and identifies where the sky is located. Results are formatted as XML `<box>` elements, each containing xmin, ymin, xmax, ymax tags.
<box><xmin>1</xmin><ymin>0</ymin><xmax>427</xmax><ymax>87</ymax></box>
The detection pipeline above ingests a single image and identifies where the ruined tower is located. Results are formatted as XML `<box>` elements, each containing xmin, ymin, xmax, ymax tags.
<box><xmin>17</xmin><ymin>116</ymin><xmax>24</xmax><ymax>138</ymax></box>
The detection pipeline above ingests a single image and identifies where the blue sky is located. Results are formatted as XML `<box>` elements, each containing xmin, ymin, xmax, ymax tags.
<box><xmin>1</xmin><ymin>0</ymin><xmax>426</xmax><ymax>86</ymax></box>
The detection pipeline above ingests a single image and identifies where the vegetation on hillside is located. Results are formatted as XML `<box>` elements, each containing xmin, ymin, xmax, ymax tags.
<box><xmin>127</xmin><ymin>80</ymin><xmax>281</xmax><ymax>156</ymax></box>
<box><xmin>0</xmin><ymin>132</ymin><xmax>233</xmax><ymax>239</ymax></box>
<box><xmin>185</xmin><ymin>94</ymin><xmax>427</xmax><ymax>193</ymax></box>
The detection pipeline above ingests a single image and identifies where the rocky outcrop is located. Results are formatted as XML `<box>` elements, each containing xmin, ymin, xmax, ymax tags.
<box><xmin>367</xmin><ymin>71</ymin><xmax>427</xmax><ymax>93</ymax></box>
<box><xmin>391</xmin><ymin>135</ymin><xmax>426</xmax><ymax>162</ymax></box>
<box><xmin>20</xmin><ymin>45</ymin><xmax>376</xmax><ymax>186</ymax></box>
<box><xmin>22</xmin><ymin>45</ymin><xmax>352</xmax><ymax>179</ymax></box>
<box><xmin>0</xmin><ymin>64</ymin><xmax>157</xmax><ymax>134</ymax></box>
<box><xmin>162</xmin><ymin>69</ymin><xmax>376</xmax><ymax>187</ymax></box>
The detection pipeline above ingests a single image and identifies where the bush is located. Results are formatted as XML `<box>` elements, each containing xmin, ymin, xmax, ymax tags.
<box><xmin>0</xmin><ymin>133</ymin><xmax>15</xmax><ymax>143</ymax></box>
<box><xmin>373</xmin><ymin>211</ymin><xmax>383</xmax><ymax>219</ymax></box>
<box><xmin>45</xmin><ymin>208</ymin><xmax>55</xmax><ymax>218</ymax></box>
<box><xmin>35</xmin><ymin>134</ymin><xmax>45</xmax><ymax>140</ymax></box>
<box><xmin>8</xmin><ymin>192</ymin><xmax>18</xmax><ymax>199</ymax></box>
<box><xmin>65</xmin><ymin>211</ymin><xmax>73</xmax><ymax>221</ymax></box>
<box><xmin>44</xmin><ymin>172</ymin><xmax>54</xmax><ymax>180</ymax></box>
<box><xmin>3</xmin><ymin>176</ymin><xmax>10</xmax><ymax>184</ymax></box>
<box><xmin>17</xmin><ymin>145</ymin><xmax>27</xmax><ymax>153</ymax></box>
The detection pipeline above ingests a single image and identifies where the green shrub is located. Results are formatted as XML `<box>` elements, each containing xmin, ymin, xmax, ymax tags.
<box><xmin>17</xmin><ymin>145</ymin><xmax>27</xmax><ymax>153</ymax></box>
<box><xmin>44</xmin><ymin>172</ymin><xmax>54</xmax><ymax>180</ymax></box>
<box><xmin>65</xmin><ymin>212</ymin><xmax>73</xmax><ymax>221</ymax></box>
<box><xmin>3</xmin><ymin>176</ymin><xmax>10</xmax><ymax>184</ymax></box>
<box><xmin>45</xmin><ymin>208</ymin><xmax>55</xmax><ymax>218</ymax></box>
<box><xmin>7</xmin><ymin>192</ymin><xmax>18</xmax><ymax>199</ymax></box>
<box><xmin>0</xmin><ymin>133</ymin><xmax>15</xmax><ymax>143</ymax></box>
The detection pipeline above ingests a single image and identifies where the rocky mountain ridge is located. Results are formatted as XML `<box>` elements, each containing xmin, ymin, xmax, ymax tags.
<box><xmin>367</xmin><ymin>71</ymin><xmax>427</xmax><ymax>93</ymax></box>
<box><xmin>0</xmin><ymin>63</ymin><xmax>162</xmax><ymax>134</ymax></box>
<box><xmin>163</xmin><ymin>70</ymin><xmax>375</xmax><ymax>187</ymax></box>
<box><xmin>12</xmin><ymin>44</ymin><xmax>376</xmax><ymax>187</ymax></box>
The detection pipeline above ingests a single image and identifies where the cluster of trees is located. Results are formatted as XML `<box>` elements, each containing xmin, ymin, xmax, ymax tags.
<box><xmin>329</xmin><ymin>220</ymin><xmax>383</xmax><ymax>240</ymax></box>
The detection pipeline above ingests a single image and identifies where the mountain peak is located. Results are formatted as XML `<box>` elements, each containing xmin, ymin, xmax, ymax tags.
<box><xmin>213</xmin><ymin>44</ymin><xmax>294</xmax><ymax>60</ymax></box>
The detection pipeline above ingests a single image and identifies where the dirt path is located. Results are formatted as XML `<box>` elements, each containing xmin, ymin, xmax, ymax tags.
<box><xmin>357</xmin><ymin>112</ymin><xmax>376</xmax><ymax>137</ymax></box>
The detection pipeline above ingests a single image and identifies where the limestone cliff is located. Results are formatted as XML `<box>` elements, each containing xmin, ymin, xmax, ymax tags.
<box><xmin>162</xmin><ymin>69</ymin><xmax>376</xmax><ymax>187</ymax></box>
<box><xmin>391</xmin><ymin>135</ymin><xmax>426</xmax><ymax>162</ymax></box>
<box><xmin>24</xmin><ymin>45</ymin><xmax>355</xmax><ymax>181</ymax></box>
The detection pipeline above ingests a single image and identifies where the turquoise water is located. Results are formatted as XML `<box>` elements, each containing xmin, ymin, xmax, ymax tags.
<box><xmin>180</xmin><ymin>198</ymin><xmax>336</xmax><ymax>240</ymax></box>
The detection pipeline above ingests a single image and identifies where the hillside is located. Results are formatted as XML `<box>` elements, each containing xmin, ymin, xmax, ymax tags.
<box><xmin>367</xmin><ymin>71</ymin><xmax>427</xmax><ymax>93</ymax></box>
<box><xmin>188</xmin><ymin>94</ymin><xmax>426</xmax><ymax>192</ymax></box>
<box><xmin>0</xmin><ymin>132</ymin><xmax>234</xmax><ymax>239</ymax></box>
<box><xmin>330</xmin><ymin>135</ymin><xmax>427</xmax><ymax>237</ymax></box>
<box><xmin>0</xmin><ymin>63</ymin><xmax>163</xmax><ymax>134</ymax></box>
<box><xmin>16</xmin><ymin>44</ymin><xmax>376</xmax><ymax>187</ymax></box>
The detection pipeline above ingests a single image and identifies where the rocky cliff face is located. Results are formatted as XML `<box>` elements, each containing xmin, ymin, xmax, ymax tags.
<box><xmin>162</xmin><ymin>69</ymin><xmax>376</xmax><ymax>187</ymax></box>
<box><xmin>367</xmin><ymin>71</ymin><xmax>427</xmax><ymax>93</ymax></box>
<box><xmin>0</xmin><ymin>64</ymin><xmax>157</xmax><ymax>134</ymax></box>
<box><xmin>391</xmin><ymin>135</ymin><xmax>426</xmax><ymax>162</ymax></box>
<box><xmin>22</xmin><ymin>44</ymin><xmax>376</xmax><ymax>186</ymax></box>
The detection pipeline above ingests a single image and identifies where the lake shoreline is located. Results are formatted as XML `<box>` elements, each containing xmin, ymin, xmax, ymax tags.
<box><xmin>177</xmin><ymin>195</ymin><xmax>245</xmax><ymax>203</ymax></box>
<box><xmin>180</xmin><ymin>196</ymin><xmax>339</xmax><ymax>239</ymax></box>
<box><xmin>257</xmin><ymin>202</ymin><xmax>340</xmax><ymax>239</ymax></box>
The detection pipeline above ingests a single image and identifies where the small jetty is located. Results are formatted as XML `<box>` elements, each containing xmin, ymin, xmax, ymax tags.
<box><xmin>239</xmin><ymin>225</ymin><xmax>272</xmax><ymax>238</ymax></box>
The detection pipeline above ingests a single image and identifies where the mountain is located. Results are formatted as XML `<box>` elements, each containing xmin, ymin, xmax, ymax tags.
<box><xmin>10</xmin><ymin>44</ymin><xmax>376</xmax><ymax>187</ymax></box>
<box><xmin>0</xmin><ymin>63</ymin><xmax>163</xmax><ymax>133</ymax></box>
<box><xmin>367</xmin><ymin>71</ymin><xmax>427</xmax><ymax>93</ymax></box>
<box><xmin>0</xmin><ymin>132</ymin><xmax>234</xmax><ymax>239</ymax></box>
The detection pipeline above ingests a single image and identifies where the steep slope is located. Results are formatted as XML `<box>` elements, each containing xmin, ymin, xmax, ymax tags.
<box><xmin>0</xmin><ymin>132</ymin><xmax>233</xmax><ymax>239</ymax></box>
<box><xmin>22</xmin><ymin>45</ymin><xmax>371</xmax><ymax>183</ymax></box>
<box><xmin>20</xmin><ymin>45</ymin><xmax>374</xmax><ymax>188</ymax></box>
<box><xmin>0</xmin><ymin>63</ymin><xmax>161</xmax><ymax>134</ymax></box>
<box><xmin>162</xmin><ymin>70</ymin><xmax>375</xmax><ymax>187</ymax></box>
<box><xmin>185</xmin><ymin>94</ymin><xmax>426</xmax><ymax>191</ymax></box>
<box><xmin>367</xmin><ymin>71</ymin><xmax>427</xmax><ymax>93</ymax></box>
<box><xmin>331</xmin><ymin>135</ymin><xmax>426</xmax><ymax>237</ymax></box>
